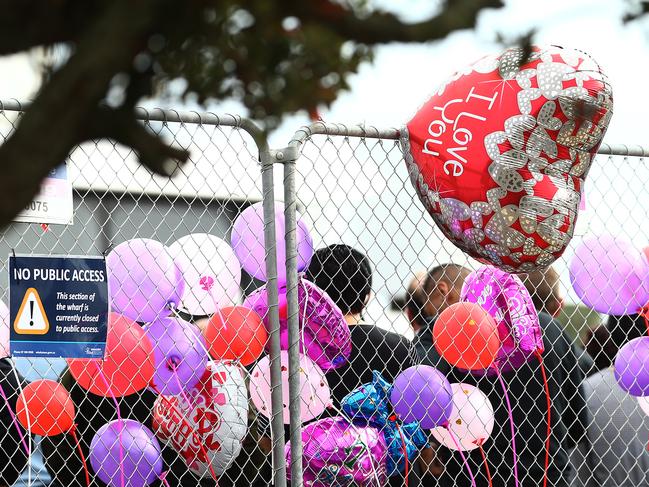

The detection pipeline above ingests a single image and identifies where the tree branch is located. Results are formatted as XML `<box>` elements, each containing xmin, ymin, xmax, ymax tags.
<box><xmin>297</xmin><ymin>0</ymin><xmax>504</xmax><ymax>44</ymax></box>
<box><xmin>84</xmin><ymin>108</ymin><xmax>189</xmax><ymax>176</ymax></box>
<box><xmin>0</xmin><ymin>0</ymin><xmax>103</xmax><ymax>55</ymax></box>
<box><xmin>0</xmin><ymin>0</ymin><xmax>167</xmax><ymax>227</ymax></box>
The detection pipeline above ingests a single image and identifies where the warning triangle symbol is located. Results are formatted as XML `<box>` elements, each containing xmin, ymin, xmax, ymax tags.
<box><xmin>14</xmin><ymin>288</ymin><xmax>50</xmax><ymax>335</ymax></box>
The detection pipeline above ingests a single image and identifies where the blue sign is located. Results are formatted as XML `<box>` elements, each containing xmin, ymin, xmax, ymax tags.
<box><xmin>9</xmin><ymin>255</ymin><xmax>109</xmax><ymax>358</ymax></box>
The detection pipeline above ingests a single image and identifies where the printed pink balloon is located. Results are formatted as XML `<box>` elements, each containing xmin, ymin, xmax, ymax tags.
<box><xmin>570</xmin><ymin>235</ymin><xmax>649</xmax><ymax>315</ymax></box>
<box><xmin>287</xmin><ymin>416</ymin><xmax>387</xmax><ymax>486</ymax></box>
<box><xmin>461</xmin><ymin>265</ymin><xmax>543</xmax><ymax>373</ymax></box>
<box><xmin>168</xmin><ymin>234</ymin><xmax>241</xmax><ymax>316</ymax></box>
<box><xmin>250</xmin><ymin>351</ymin><xmax>330</xmax><ymax>424</ymax></box>
<box><xmin>401</xmin><ymin>45</ymin><xmax>613</xmax><ymax>272</ymax></box>
<box><xmin>243</xmin><ymin>277</ymin><xmax>351</xmax><ymax>372</ymax></box>
<box><xmin>431</xmin><ymin>383</ymin><xmax>494</xmax><ymax>451</ymax></box>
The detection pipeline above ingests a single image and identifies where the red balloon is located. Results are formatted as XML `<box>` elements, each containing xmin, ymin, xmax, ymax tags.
<box><xmin>16</xmin><ymin>380</ymin><xmax>74</xmax><ymax>436</ymax></box>
<box><xmin>433</xmin><ymin>302</ymin><xmax>500</xmax><ymax>371</ymax></box>
<box><xmin>401</xmin><ymin>45</ymin><xmax>613</xmax><ymax>273</ymax></box>
<box><xmin>204</xmin><ymin>306</ymin><xmax>267</xmax><ymax>366</ymax></box>
<box><xmin>68</xmin><ymin>313</ymin><xmax>155</xmax><ymax>397</ymax></box>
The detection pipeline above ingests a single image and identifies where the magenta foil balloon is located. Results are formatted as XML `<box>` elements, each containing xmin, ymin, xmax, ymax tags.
<box><xmin>107</xmin><ymin>238</ymin><xmax>184</xmax><ymax>323</ymax></box>
<box><xmin>570</xmin><ymin>235</ymin><xmax>649</xmax><ymax>315</ymax></box>
<box><xmin>243</xmin><ymin>277</ymin><xmax>351</xmax><ymax>371</ymax></box>
<box><xmin>89</xmin><ymin>419</ymin><xmax>163</xmax><ymax>487</ymax></box>
<box><xmin>390</xmin><ymin>365</ymin><xmax>453</xmax><ymax>429</ymax></box>
<box><xmin>287</xmin><ymin>416</ymin><xmax>388</xmax><ymax>486</ymax></box>
<box><xmin>461</xmin><ymin>265</ymin><xmax>543</xmax><ymax>373</ymax></box>
<box><xmin>231</xmin><ymin>201</ymin><xmax>314</xmax><ymax>286</ymax></box>
<box><xmin>145</xmin><ymin>316</ymin><xmax>208</xmax><ymax>395</ymax></box>
<box><xmin>614</xmin><ymin>337</ymin><xmax>649</xmax><ymax>397</ymax></box>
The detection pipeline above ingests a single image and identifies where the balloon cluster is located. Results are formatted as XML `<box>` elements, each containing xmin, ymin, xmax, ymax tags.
<box><xmin>293</xmin><ymin>367</ymin><xmax>495</xmax><ymax>486</ymax></box>
<box><xmin>13</xmin><ymin>201</ymin><xmax>321</xmax><ymax>485</ymax></box>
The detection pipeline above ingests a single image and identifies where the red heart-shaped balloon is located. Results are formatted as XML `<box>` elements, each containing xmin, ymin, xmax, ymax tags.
<box><xmin>402</xmin><ymin>46</ymin><xmax>613</xmax><ymax>272</ymax></box>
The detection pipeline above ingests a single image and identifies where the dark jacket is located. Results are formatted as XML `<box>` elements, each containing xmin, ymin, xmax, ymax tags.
<box><xmin>412</xmin><ymin>312</ymin><xmax>587</xmax><ymax>487</ymax></box>
<box><xmin>0</xmin><ymin>358</ymin><xmax>29</xmax><ymax>486</ymax></box>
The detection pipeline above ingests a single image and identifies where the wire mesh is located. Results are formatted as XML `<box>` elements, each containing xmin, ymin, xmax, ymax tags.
<box><xmin>288</xmin><ymin>123</ymin><xmax>649</xmax><ymax>487</ymax></box>
<box><xmin>0</xmin><ymin>100</ymin><xmax>648</xmax><ymax>487</ymax></box>
<box><xmin>0</xmin><ymin>104</ymin><xmax>280</xmax><ymax>487</ymax></box>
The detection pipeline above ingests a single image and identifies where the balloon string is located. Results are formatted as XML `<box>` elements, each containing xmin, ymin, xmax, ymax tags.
<box><xmin>0</xmin><ymin>380</ymin><xmax>29</xmax><ymax>456</ymax></box>
<box><xmin>10</xmin><ymin>362</ymin><xmax>32</xmax><ymax>487</ymax></box>
<box><xmin>95</xmin><ymin>363</ymin><xmax>124</xmax><ymax>487</ymax></box>
<box><xmin>168</xmin><ymin>369</ymin><xmax>220</xmax><ymax>486</ymax></box>
<box><xmin>396</xmin><ymin>423</ymin><xmax>409</xmax><ymax>487</ymax></box>
<box><xmin>446</xmin><ymin>425</ymin><xmax>476</xmax><ymax>487</ymax></box>
<box><xmin>535</xmin><ymin>350</ymin><xmax>551</xmax><ymax>487</ymax></box>
<box><xmin>70</xmin><ymin>424</ymin><xmax>91</xmax><ymax>487</ymax></box>
<box><xmin>497</xmin><ymin>370</ymin><xmax>519</xmax><ymax>487</ymax></box>
<box><xmin>479</xmin><ymin>444</ymin><xmax>493</xmax><ymax>487</ymax></box>
<box><xmin>159</xmin><ymin>471</ymin><xmax>171</xmax><ymax>487</ymax></box>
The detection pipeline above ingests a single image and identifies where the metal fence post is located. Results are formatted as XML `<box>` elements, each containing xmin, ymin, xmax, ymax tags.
<box><xmin>281</xmin><ymin>149</ymin><xmax>304</xmax><ymax>487</ymax></box>
<box><xmin>259</xmin><ymin>143</ymin><xmax>288</xmax><ymax>487</ymax></box>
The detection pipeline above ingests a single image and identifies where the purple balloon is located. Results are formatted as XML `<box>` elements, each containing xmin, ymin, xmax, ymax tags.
<box><xmin>145</xmin><ymin>316</ymin><xmax>208</xmax><ymax>395</ymax></box>
<box><xmin>615</xmin><ymin>337</ymin><xmax>649</xmax><ymax>396</ymax></box>
<box><xmin>89</xmin><ymin>419</ymin><xmax>163</xmax><ymax>487</ymax></box>
<box><xmin>390</xmin><ymin>365</ymin><xmax>453</xmax><ymax>429</ymax></box>
<box><xmin>107</xmin><ymin>239</ymin><xmax>184</xmax><ymax>323</ymax></box>
<box><xmin>231</xmin><ymin>201</ymin><xmax>314</xmax><ymax>285</ymax></box>
<box><xmin>287</xmin><ymin>416</ymin><xmax>387</xmax><ymax>486</ymax></box>
<box><xmin>570</xmin><ymin>235</ymin><xmax>649</xmax><ymax>315</ymax></box>
<box><xmin>461</xmin><ymin>265</ymin><xmax>543</xmax><ymax>374</ymax></box>
<box><xmin>243</xmin><ymin>277</ymin><xmax>351</xmax><ymax>371</ymax></box>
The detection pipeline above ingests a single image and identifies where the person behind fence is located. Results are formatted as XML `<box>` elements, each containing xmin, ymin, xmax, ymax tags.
<box><xmin>569</xmin><ymin>313</ymin><xmax>649</xmax><ymax>486</ymax></box>
<box><xmin>520</xmin><ymin>267</ymin><xmax>596</xmax><ymax>377</ymax></box>
<box><xmin>413</xmin><ymin>263</ymin><xmax>586</xmax><ymax>487</ymax></box>
<box><xmin>305</xmin><ymin>244</ymin><xmax>442</xmax><ymax>484</ymax></box>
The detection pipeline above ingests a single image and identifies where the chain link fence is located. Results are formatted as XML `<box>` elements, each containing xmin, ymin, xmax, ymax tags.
<box><xmin>0</xmin><ymin>100</ymin><xmax>647</xmax><ymax>487</ymax></box>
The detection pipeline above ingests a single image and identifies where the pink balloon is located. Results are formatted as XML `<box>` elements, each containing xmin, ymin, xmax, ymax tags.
<box><xmin>0</xmin><ymin>300</ymin><xmax>9</xmax><ymax>359</ymax></box>
<box><xmin>570</xmin><ymin>235</ymin><xmax>649</xmax><ymax>315</ymax></box>
<box><xmin>249</xmin><ymin>351</ymin><xmax>330</xmax><ymax>424</ymax></box>
<box><xmin>231</xmin><ymin>201</ymin><xmax>314</xmax><ymax>286</ymax></box>
<box><xmin>461</xmin><ymin>265</ymin><xmax>543</xmax><ymax>373</ymax></box>
<box><xmin>431</xmin><ymin>383</ymin><xmax>494</xmax><ymax>451</ymax></box>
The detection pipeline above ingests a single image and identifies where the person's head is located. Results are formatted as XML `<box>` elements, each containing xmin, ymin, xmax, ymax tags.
<box><xmin>306</xmin><ymin>244</ymin><xmax>372</xmax><ymax>317</ymax></box>
<box><xmin>422</xmin><ymin>264</ymin><xmax>471</xmax><ymax>319</ymax></box>
<box><xmin>521</xmin><ymin>266</ymin><xmax>564</xmax><ymax>317</ymax></box>
<box><xmin>405</xmin><ymin>271</ymin><xmax>428</xmax><ymax>332</ymax></box>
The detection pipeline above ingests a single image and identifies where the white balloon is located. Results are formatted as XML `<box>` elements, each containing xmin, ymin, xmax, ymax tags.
<box><xmin>169</xmin><ymin>234</ymin><xmax>241</xmax><ymax>316</ymax></box>
<box><xmin>152</xmin><ymin>360</ymin><xmax>249</xmax><ymax>477</ymax></box>
<box><xmin>0</xmin><ymin>300</ymin><xmax>8</xmax><ymax>358</ymax></box>
<box><xmin>431</xmin><ymin>383</ymin><xmax>494</xmax><ymax>451</ymax></box>
<box><xmin>637</xmin><ymin>396</ymin><xmax>649</xmax><ymax>416</ymax></box>
<box><xmin>249</xmin><ymin>351</ymin><xmax>331</xmax><ymax>424</ymax></box>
